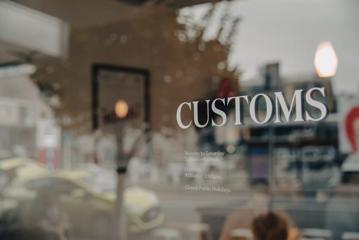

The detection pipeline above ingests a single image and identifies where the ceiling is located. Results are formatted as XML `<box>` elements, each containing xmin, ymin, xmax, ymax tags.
<box><xmin>0</xmin><ymin>0</ymin><xmax>222</xmax><ymax>63</ymax></box>
<box><xmin>11</xmin><ymin>0</ymin><xmax>221</xmax><ymax>27</ymax></box>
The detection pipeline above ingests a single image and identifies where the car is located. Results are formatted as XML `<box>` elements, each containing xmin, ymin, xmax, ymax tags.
<box><xmin>0</xmin><ymin>158</ymin><xmax>164</xmax><ymax>239</ymax></box>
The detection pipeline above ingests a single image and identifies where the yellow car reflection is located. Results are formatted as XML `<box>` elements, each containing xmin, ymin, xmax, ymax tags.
<box><xmin>0</xmin><ymin>159</ymin><xmax>164</xmax><ymax>238</ymax></box>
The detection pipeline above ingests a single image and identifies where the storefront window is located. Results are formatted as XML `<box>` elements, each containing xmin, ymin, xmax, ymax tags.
<box><xmin>0</xmin><ymin>0</ymin><xmax>359</xmax><ymax>240</ymax></box>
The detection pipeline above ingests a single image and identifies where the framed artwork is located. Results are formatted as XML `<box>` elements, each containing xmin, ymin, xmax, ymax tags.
<box><xmin>91</xmin><ymin>63</ymin><xmax>150</xmax><ymax>131</ymax></box>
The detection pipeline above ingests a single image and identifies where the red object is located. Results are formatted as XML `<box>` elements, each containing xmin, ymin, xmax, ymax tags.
<box><xmin>345</xmin><ymin>106</ymin><xmax>359</xmax><ymax>152</ymax></box>
<box><xmin>216</xmin><ymin>78</ymin><xmax>235</xmax><ymax>98</ymax></box>
<box><xmin>38</xmin><ymin>148</ymin><xmax>59</xmax><ymax>170</ymax></box>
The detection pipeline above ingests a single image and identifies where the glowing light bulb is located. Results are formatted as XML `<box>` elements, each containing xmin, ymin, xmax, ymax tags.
<box><xmin>314</xmin><ymin>41</ymin><xmax>338</xmax><ymax>78</ymax></box>
<box><xmin>115</xmin><ymin>100</ymin><xmax>128</xmax><ymax>119</ymax></box>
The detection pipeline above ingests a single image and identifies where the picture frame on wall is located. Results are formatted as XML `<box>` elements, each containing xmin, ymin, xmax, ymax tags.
<box><xmin>91</xmin><ymin>63</ymin><xmax>150</xmax><ymax>131</ymax></box>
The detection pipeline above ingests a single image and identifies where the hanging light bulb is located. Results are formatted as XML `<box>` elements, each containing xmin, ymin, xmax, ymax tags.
<box><xmin>314</xmin><ymin>41</ymin><xmax>338</xmax><ymax>78</ymax></box>
<box><xmin>115</xmin><ymin>99</ymin><xmax>129</xmax><ymax>119</ymax></box>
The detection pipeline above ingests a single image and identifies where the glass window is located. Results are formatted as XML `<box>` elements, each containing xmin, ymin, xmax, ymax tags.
<box><xmin>0</xmin><ymin>1</ymin><xmax>359</xmax><ymax>240</ymax></box>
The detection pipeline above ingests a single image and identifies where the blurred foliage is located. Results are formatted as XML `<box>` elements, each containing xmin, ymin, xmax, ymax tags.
<box><xmin>31</xmin><ymin>2</ymin><xmax>240</xmax><ymax>132</ymax></box>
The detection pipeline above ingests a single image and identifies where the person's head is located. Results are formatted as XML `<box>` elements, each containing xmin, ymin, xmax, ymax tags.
<box><xmin>251</xmin><ymin>211</ymin><xmax>288</xmax><ymax>240</ymax></box>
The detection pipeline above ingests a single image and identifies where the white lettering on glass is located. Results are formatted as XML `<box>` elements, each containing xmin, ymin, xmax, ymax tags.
<box><xmin>176</xmin><ymin>87</ymin><xmax>328</xmax><ymax>129</ymax></box>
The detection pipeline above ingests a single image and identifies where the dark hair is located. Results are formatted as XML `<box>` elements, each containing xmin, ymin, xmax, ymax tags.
<box><xmin>251</xmin><ymin>212</ymin><xmax>288</xmax><ymax>240</ymax></box>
